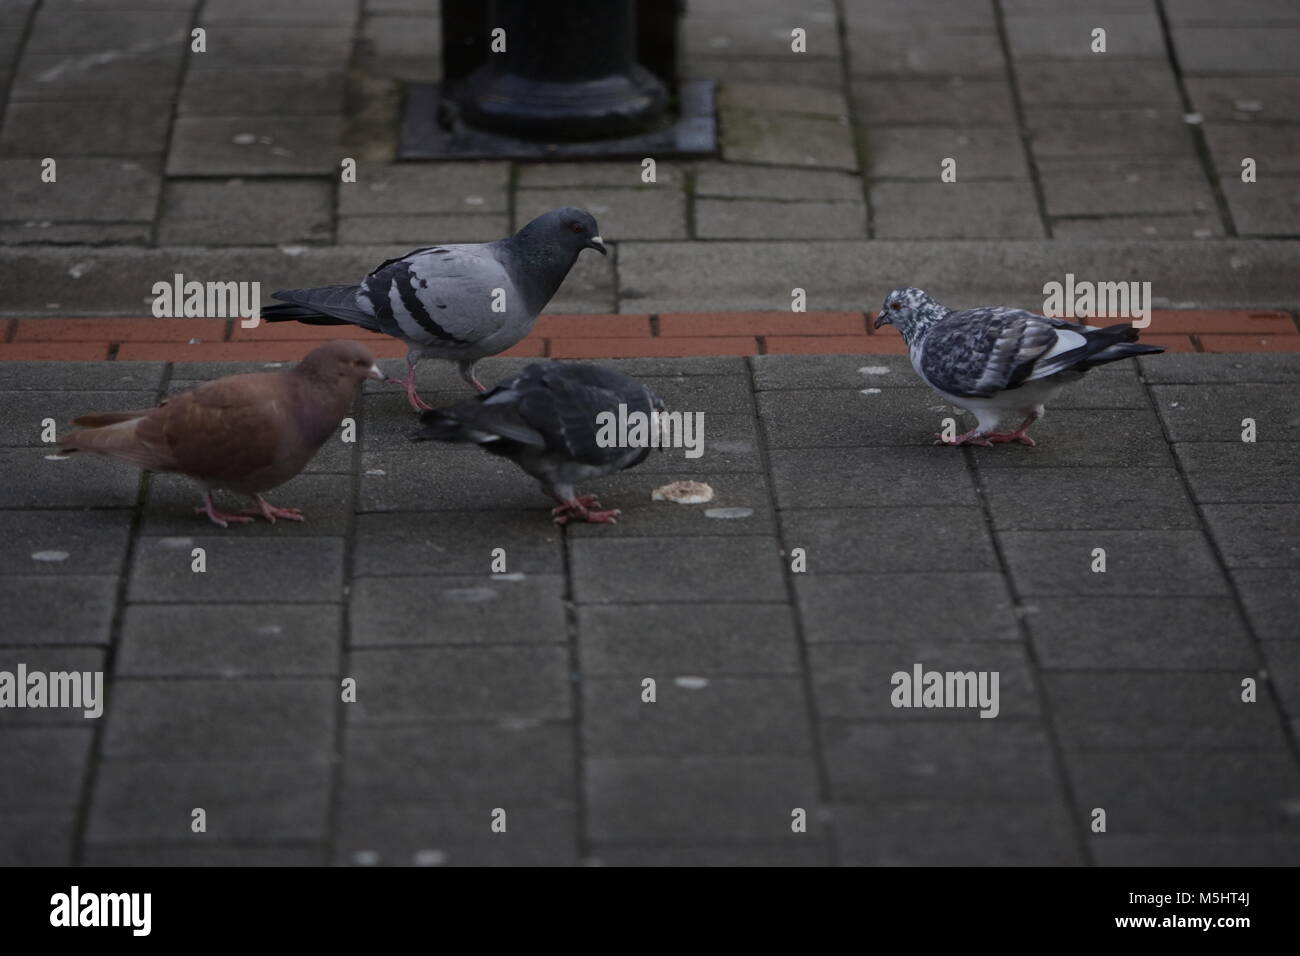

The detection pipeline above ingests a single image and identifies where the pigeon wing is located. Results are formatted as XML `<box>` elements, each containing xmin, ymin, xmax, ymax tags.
<box><xmin>920</xmin><ymin>308</ymin><xmax>1074</xmax><ymax>398</ymax></box>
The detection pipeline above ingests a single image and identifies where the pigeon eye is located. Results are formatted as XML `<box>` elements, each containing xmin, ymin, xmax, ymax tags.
<box><xmin>891</xmin><ymin>302</ymin><xmax>902</xmax><ymax>311</ymax></box>
<box><xmin>570</xmin><ymin>223</ymin><xmax>584</xmax><ymax>234</ymax></box>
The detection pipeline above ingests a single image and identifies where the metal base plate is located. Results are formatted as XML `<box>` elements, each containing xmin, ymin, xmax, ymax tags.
<box><xmin>397</xmin><ymin>79</ymin><xmax>717</xmax><ymax>161</ymax></box>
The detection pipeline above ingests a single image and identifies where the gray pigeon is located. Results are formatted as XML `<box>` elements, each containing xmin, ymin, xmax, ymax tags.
<box><xmin>875</xmin><ymin>287</ymin><xmax>1164</xmax><ymax>446</ymax></box>
<box><xmin>262</xmin><ymin>207</ymin><xmax>606</xmax><ymax>411</ymax></box>
<box><xmin>411</xmin><ymin>362</ymin><xmax>664</xmax><ymax>525</ymax></box>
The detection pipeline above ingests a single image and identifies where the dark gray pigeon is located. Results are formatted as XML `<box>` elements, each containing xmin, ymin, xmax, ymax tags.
<box><xmin>411</xmin><ymin>362</ymin><xmax>664</xmax><ymax>525</ymax></box>
<box><xmin>875</xmin><ymin>287</ymin><xmax>1164</xmax><ymax>446</ymax></box>
<box><xmin>262</xmin><ymin>207</ymin><xmax>606</xmax><ymax>411</ymax></box>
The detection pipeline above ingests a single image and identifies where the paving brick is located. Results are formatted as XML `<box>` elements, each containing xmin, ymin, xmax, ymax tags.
<box><xmin>693</xmin><ymin>164</ymin><xmax>863</xmax><ymax>200</ymax></box>
<box><xmin>1204</xmin><ymin>124</ymin><xmax>1300</xmax><ymax>177</ymax></box>
<box><xmin>359</xmin><ymin>446</ymin><xmax>548</xmax><ymax>515</ymax></box>
<box><xmin>353</xmin><ymin>510</ymin><xmax>563</xmax><ymax>578</ymax></box>
<box><xmin>0</xmin><ymin>389</ymin><xmax>159</xmax><ymax>446</ymax></box>
<box><xmin>515</xmin><ymin>187</ymin><xmax>687</xmax><ymax>240</ymax></box>
<box><xmin>563</xmin><ymin>471</ymin><xmax>776</xmax><ymax>540</ymax></box>
<box><xmin>660</xmin><ymin>311</ymin><xmax>863</xmax><ymax>338</ymax></box>
<box><xmin>142</xmin><ymin>472</ymin><xmax>353</xmax><ymax>536</ymax></box>
<box><xmin>0</xmin><ymin>157</ymin><xmax>161</xmax><ymax>223</ymax></box>
<box><xmin>1220</xmin><ymin>176</ymin><xmax>1300</xmax><ymax>237</ymax></box>
<box><xmin>756</xmin><ymin>387</ymin><xmax>943</xmax><ymax>447</ymax></box>
<box><xmin>1152</xmin><ymin>383</ymin><xmax>1298</xmax><ymax>442</ymax></box>
<box><xmin>764</xmin><ymin>335</ymin><xmax>903</xmax><ymax>355</ymax></box>
<box><xmin>685</xmin><ymin>55</ymin><xmax>844</xmax><ymax>88</ymax></box>
<box><xmin>0</xmin><ymin>447</ymin><xmax>141</xmax><ymax>508</ymax></box>
<box><xmin>82</xmin><ymin>845</ymin><xmax>323</xmax><ymax>866</ymax></box>
<box><xmin>1263</xmin><ymin>641</ymin><xmax>1300</xmax><ymax>718</ymax></box>
<box><xmin>570</xmin><ymin>536</ymin><xmax>785</xmax><ymax>604</ymax></box>
<box><xmin>782</xmin><ymin>508</ymin><xmax>997</xmax><ymax>573</ymax></box>
<box><xmin>350</xmin><ymin>574</ymin><xmax>567</xmax><ymax>646</ymax></box>
<box><xmin>1201</xmin><ymin>334</ymin><xmax>1300</xmax><ymax>353</ymax></box>
<box><xmin>103</xmin><ymin>678</ymin><xmax>336</xmax><ymax>759</ymax></box>
<box><xmin>846</xmin><ymin>27</ymin><xmax>1004</xmax><ymax>77</ymax></box>
<box><xmin>999</xmin><ymin>530</ymin><xmax>1230</xmax><ymax>596</ymax></box>
<box><xmin>590</xmin><ymin>843</ymin><xmax>828</xmax><ymax>866</ymax></box>
<box><xmin>980</xmin><ymin>466</ymin><xmax>1198</xmax><ymax>530</ymax></box>
<box><xmin>1038</xmin><ymin>159</ymin><xmax>1216</xmax><ymax>218</ymax></box>
<box><xmin>116</xmin><ymin>604</ymin><xmax>340</xmax><ymax>677</ymax></box>
<box><xmin>583</xmin><ymin>677</ymin><xmax>812</xmax><ymax>757</ymax></box>
<box><xmin>0</xmin><ymin>575</ymin><xmax>117</xmax><ymax>645</ymax></box>
<box><xmin>1139</xmin><ymin>352</ymin><xmax>1300</xmax><ymax>384</ymax></box>
<box><xmin>532</xmin><ymin>314</ymin><xmax>649</xmax><ymax>338</ymax></box>
<box><xmin>1005</xmin><ymin>12</ymin><xmax>1165</xmax><ymax>60</ymax></box>
<box><xmin>1015</xmin><ymin>59</ymin><xmax>1181</xmax><ymax>106</ymax></box>
<box><xmin>1173</xmin><ymin>441</ymin><xmax>1300</xmax><ymax>503</ymax></box>
<box><xmin>1201</xmin><ymin>503</ymin><xmax>1300</xmax><ymax>569</ymax></box>
<box><xmin>1185</xmin><ymin>76</ymin><xmax>1300</xmax><ymax>122</ymax></box>
<box><xmin>795</xmin><ymin>572</ymin><xmax>1020</xmax><ymax>643</ymax></box>
<box><xmin>338</xmin><ymin>162</ymin><xmax>509</xmax><ymax>215</ymax></box>
<box><xmin>810</xmin><ymin>641</ymin><xmax>1039</xmax><ymax>720</ymax></box>
<box><xmin>695</xmin><ymin>198</ymin><xmax>867</xmax><ymax>239</ymax></box>
<box><xmin>345</xmin><ymin>645</ymin><xmax>570</xmax><ymax>722</ymax></box>
<box><xmin>86</xmin><ymin>757</ymin><xmax>332</xmax><ymax>844</ymax></box>
<box><xmin>1050</xmin><ymin>216</ymin><xmax>1222</xmax><ymax>240</ymax></box>
<box><xmin>751</xmin><ymin>353</ymin><xmax>919</xmax><ymax>390</ymax></box>
<box><xmin>0</xmin><ymin>647</ymin><xmax>106</xmax><ymax>727</ymax></box>
<box><xmin>769</xmin><ymin>445</ymin><xmax>977</xmax><ymax>509</ymax></box>
<box><xmin>358</xmin><ymin>13</ymin><xmax>440</xmax><ymax>81</ymax></box>
<box><xmin>337</xmin><ymin>214</ymin><xmax>510</xmax><ymax>244</ymax></box>
<box><xmin>850</xmin><ymin>76</ymin><xmax>1016</xmax><ymax>125</ymax></box>
<box><xmin>822</xmin><ymin>720</ymin><xmax>1061</xmax><ymax>803</ymax></box>
<box><xmin>0</xmin><ymin>809</ymin><xmax>76</xmax><ymax>866</ymax></box>
<box><xmin>166</xmin><ymin>117</ymin><xmax>344</xmax><ymax>176</ymax></box>
<box><xmin>1163</xmin><ymin>0</ymin><xmax>1300</xmax><ymax>22</ymax></box>
<box><xmin>864</xmin><ymin>126</ymin><xmax>1029</xmax><ymax>180</ymax></box>
<box><xmin>178</xmin><ymin>67</ymin><xmax>345</xmax><ymax>116</ymax></box>
<box><xmin>550</xmin><ymin>337</ymin><xmax>758</xmax><ymax>359</ymax></box>
<box><xmin>116</xmin><ymin>340</ymin><xmax>406</xmax><ymax>361</ymax></box>
<box><xmin>202</xmin><ymin>0</ymin><xmax>359</xmax><ymax>24</ymax></box>
<box><xmin>716</xmin><ymin>81</ymin><xmax>848</xmax><ymax>118</ymax></box>
<box><xmin>14</xmin><ymin>318</ymin><xmax>225</xmax><ymax>343</ymax></box>
<box><xmin>1062</xmin><ymin>750</ymin><xmax>1300</xmax><ymax>835</ymax></box>
<box><xmin>1092</xmin><ymin>836</ymin><xmax>1300</xmax><ymax>866</ymax></box>
<box><xmin>0</xmin><ymin>100</ymin><xmax>171</xmax><ymax>156</ymax></box>
<box><xmin>835</xmin><ymin>802</ymin><xmax>1082</xmax><ymax>865</ymax></box>
<box><xmin>577</xmin><ymin>603</ymin><xmax>801</xmax><ymax>676</ymax></box>
<box><xmin>11</xmin><ymin>49</ymin><xmax>184</xmax><ymax>101</ymax></box>
<box><xmin>871</xmin><ymin>182</ymin><xmax>1045</xmax><ymax>238</ymax></box>
<box><xmin>1171</xmin><ymin>26</ymin><xmax>1300</xmax><ymax>74</ymax></box>
<box><xmin>334</xmin><ymin>805</ymin><xmax>578</xmax><ymax>866</ymax></box>
<box><xmin>1026</xmin><ymin>596</ymin><xmax>1257</xmax><ymax>670</ymax></box>
<box><xmin>720</xmin><ymin>109</ymin><xmax>858</xmax><ymax>170</ymax></box>
<box><xmin>1025</xmin><ymin>108</ymin><xmax>1196</xmax><ymax>160</ymax></box>
<box><xmin>684</xmin><ymin>9</ymin><xmax>840</xmax><ymax>60</ymax></box>
<box><xmin>127</xmin><ymin>536</ymin><xmax>345</xmax><ymax>603</ymax></box>
<box><xmin>968</xmin><ymin>409</ymin><xmax>1174</xmax><ymax>468</ymax></box>
<box><xmin>1230</xmin><ymin>569</ymin><xmax>1300</xmax><ymax>641</ymax></box>
<box><xmin>0</xmin><ymin>509</ymin><xmax>132</xmax><ymax>577</ymax></box>
<box><xmin>0</xmin><ymin>726</ymin><xmax>93</xmax><ymax>810</ymax></box>
<box><xmin>585</xmin><ymin>755</ymin><xmax>823</xmax><ymax>842</ymax></box>
<box><xmin>159</xmin><ymin>179</ymin><xmax>334</xmax><ymax>246</ymax></box>
<box><xmin>517</xmin><ymin>162</ymin><xmax>684</xmax><ymax>190</ymax></box>
<box><xmin>1149</xmin><ymin>309</ymin><xmax>1295</xmax><ymax>335</ymax></box>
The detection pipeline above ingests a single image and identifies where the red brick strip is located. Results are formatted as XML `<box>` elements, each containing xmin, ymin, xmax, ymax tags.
<box><xmin>0</xmin><ymin>310</ymin><xmax>1295</xmax><ymax>361</ymax></box>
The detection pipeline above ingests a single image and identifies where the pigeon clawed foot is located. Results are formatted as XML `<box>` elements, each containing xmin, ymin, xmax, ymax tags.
<box><xmin>196</xmin><ymin>494</ymin><xmax>256</xmax><ymax>528</ymax></box>
<box><xmin>985</xmin><ymin>430</ymin><xmax>1037</xmax><ymax>447</ymax></box>
<box><xmin>933</xmin><ymin>428</ymin><xmax>993</xmax><ymax>447</ymax></box>
<box><xmin>551</xmin><ymin>497</ymin><xmax>621</xmax><ymax>525</ymax></box>
<box><xmin>238</xmin><ymin>496</ymin><xmax>305</xmax><ymax>523</ymax></box>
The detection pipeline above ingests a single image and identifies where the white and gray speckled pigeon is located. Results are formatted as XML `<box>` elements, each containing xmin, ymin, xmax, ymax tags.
<box><xmin>875</xmin><ymin>287</ymin><xmax>1164</xmax><ymax>446</ymax></box>
<box><xmin>411</xmin><ymin>362</ymin><xmax>664</xmax><ymax>525</ymax></box>
<box><xmin>262</xmin><ymin>207</ymin><xmax>606</xmax><ymax>411</ymax></box>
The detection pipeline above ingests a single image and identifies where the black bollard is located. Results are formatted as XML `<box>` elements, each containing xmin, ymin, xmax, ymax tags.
<box><xmin>456</xmin><ymin>0</ymin><xmax>669</xmax><ymax>141</ymax></box>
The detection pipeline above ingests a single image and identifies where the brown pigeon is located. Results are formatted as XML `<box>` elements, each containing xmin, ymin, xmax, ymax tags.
<box><xmin>60</xmin><ymin>340</ymin><xmax>384</xmax><ymax>527</ymax></box>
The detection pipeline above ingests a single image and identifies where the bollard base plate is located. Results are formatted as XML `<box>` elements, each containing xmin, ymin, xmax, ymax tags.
<box><xmin>397</xmin><ymin>80</ymin><xmax>716</xmax><ymax>160</ymax></box>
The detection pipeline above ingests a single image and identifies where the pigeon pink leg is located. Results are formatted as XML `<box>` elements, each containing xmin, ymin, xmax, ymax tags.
<box><xmin>934</xmin><ymin>428</ymin><xmax>993</xmax><ymax>447</ymax></box>
<box><xmin>550</xmin><ymin>495</ymin><xmax>620</xmax><ymax>525</ymax></box>
<box><xmin>195</xmin><ymin>493</ymin><xmax>255</xmax><ymax>528</ymax></box>
<box><xmin>985</xmin><ymin>412</ymin><xmax>1040</xmax><ymax>446</ymax></box>
<box><xmin>458</xmin><ymin>361</ymin><xmax>487</xmax><ymax>394</ymax></box>
<box><xmin>237</xmin><ymin>495</ymin><xmax>305</xmax><ymax>523</ymax></box>
<box><xmin>390</xmin><ymin>356</ymin><xmax>432</xmax><ymax>411</ymax></box>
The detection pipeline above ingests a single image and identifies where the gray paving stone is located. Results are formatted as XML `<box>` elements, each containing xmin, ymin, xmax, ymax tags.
<box><xmin>0</xmin><ymin>99</ymin><xmax>170</xmax><ymax>156</ymax></box>
<box><xmin>1262</xmin><ymin>641</ymin><xmax>1300</xmax><ymax>718</ymax></box>
<box><xmin>1201</xmin><ymin>503</ymin><xmax>1300</xmax><ymax>569</ymax></box>
<box><xmin>561</xmin><ymin>471</ymin><xmax>774</xmax><ymax>540</ymax></box>
<box><xmin>127</xmin><ymin>536</ymin><xmax>345</xmax><ymax>603</ymax></box>
<box><xmin>345</xmin><ymin>645</ymin><xmax>570</xmax><ymax>722</ymax></box>
<box><xmin>0</xmin><ymin>575</ymin><xmax>117</xmax><ymax>645</ymax></box>
<box><xmin>751</xmin><ymin>353</ymin><xmax>917</xmax><ymax>390</ymax></box>
<box><xmin>338</xmin><ymin>162</ymin><xmax>509</xmax><ymax>215</ymax></box>
<box><xmin>25</xmin><ymin>8</ymin><xmax>191</xmax><ymax>53</ymax></box>
<box><xmin>834</xmin><ymin>801</ymin><xmax>1082</xmax><ymax>865</ymax></box>
<box><xmin>968</xmin><ymin>409</ymin><xmax>1175</xmax><ymax>468</ymax></box>
<box><xmin>684</xmin><ymin>7</ymin><xmax>840</xmax><ymax>60</ymax></box>
<box><xmin>103</xmin><ymin>678</ymin><xmax>336</xmax><ymax>759</ymax></box>
<box><xmin>769</xmin><ymin>445</ymin><xmax>977</xmax><ymax>509</ymax></box>
<box><xmin>11</xmin><ymin>52</ymin><xmax>184</xmax><ymax>101</ymax></box>
<box><xmin>142</xmin><ymin>472</ymin><xmax>353</xmax><ymax>536</ymax></box>
<box><xmin>0</xmin><ymin>389</ymin><xmax>157</xmax><ymax>446</ymax></box>
<box><xmin>590</xmin><ymin>843</ymin><xmax>828</xmax><ymax>866</ymax></box>
<box><xmin>795</xmin><ymin>572</ymin><xmax>1021</xmax><ymax>643</ymax></box>
<box><xmin>846</xmin><ymin>27</ymin><xmax>1004</xmax><ymax>77</ymax></box>
<box><xmin>0</xmin><ymin>509</ymin><xmax>133</xmax><ymax>577</ymax></box>
<box><xmin>871</xmin><ymin>182</ymin><xmax>1045</xmax><ymax>238</ymax></box>
<box><xmin>0</xmin><ymin>158</ymin><xmax>160</xmax><ymax>226</ymax></box>
<box><xmin>1140</xmin><ymin>352</ymin><xmax>1300</xmax><ymax>384</ymax></box>
<box><xmin>822</xmin><ymin>720</ymin><xmax>1061</xmax><ymax>802</ymax></box>
<box><xmin>354</xmin><ymin>510</ymin><xmax>563</xmax><ymax>577</ymax></box>
<box><xmin>683</xmin><ymin>55</ymin><xmax>844</xmax><ymax>88</ymax></box>
<box><xmin>781</xmin><ymin>507</ymin><xmax>997</xmax><ymax>573</ymax></box>
<box><xmin>0</xmin><ymin>448</ymin><xmax>141</xmax><ymax>508</ymax></box>
<box><xmin>1048</xmin><ymin>215</ymin><xmax>1224</xmax><ymax>238</ymax></box>
<box><xmin>1230</xmin><ymin>569</ymin><xmax>1300</xmax><ymax>641</ymax></box>
<box><xmin>716</xmin><ymin>81</ymin><xmax>848</xmax><ymax>118</ymax></box>
<box><xmin>338</xmin><ymin>214</ymin><xmax>510</xmax><ymax>244</ymax></box>
<box><xmin>0</xmin><ymin>647</ymin><xmax>106</xmax><ymax>727</ymax></box>
<box><xmin>1221</xmin><ymin>176</ymin><xmax>1300</xmax><ymax>236</ymax></box>
<box><xmin>86</xmin><ymin>757</ymin><xmax>331</xmax><ymax>844</ymax></box>
<box><xmin>583</xmin><ymin>677</ymin><xmax>812</xmax><ymax>757</ymax></box>
<box><xmin>1205</xmin><ymin>124</ymin><xmax>1300</xmax><ymax>176</ymax></box>
<box><xmin>341</xmin><ymin>723</ymin><xmax>573</xmax><ymax>807</ymax></box>
<box><xmin>83</xmin><ymin>845</ymin><xmax>324</xmax><ymax>865</ymax></box>
<box><xmin>810</xmin><ymin>641</ymin><xmax>1039</xmax><ymax>719</ymax></box>
<box><xmin>360</xmin><ymin>445</ymin><xmax>554</xmax><ymax>514</ymax></box>
<box><xmin>333</xmin><ymin>804</ymin><xmax>578</xmax><ymax>866</ymax></box>
<box><xmin>0</xmin><ymin>222</ymin><xmax>153</xmax><ymax>244</ymax></box>
<box><xmin>178</xmin><ymin>68</ymin><xmax>345</xmax><ymax>116</ymax></box>
<box><xmin>186</xmin><ymin>24</ymin><xmax>352</xmax><ymax>68</ymax></box>
<box><xmin>166</xmin><ymin>116</ymin><xmax>344</xmax><ymax>176</ymax></box>
<box><xmin>577</xmin><ymin>603</ymin><xmax>801</xmax><ymax>676</ymax></box>
<box><xmin>980</xmin><ymin>466</ymin><xmax>1198</xmax><ymax>530</ymax></box>
<box><xmin>350</xmin><ymin>574</ymin><xmax>566</xmax><ymax>646</ymax></box>
<box><xmin>1063</xmin><ymin>750</ymin><xmax>1300</xmax><ymax>834</ymax></box>
<box><xmin>756</xmin><ymin>387</ymin><xmax>942</xmax><ymax>447</ymax></box>
<box><xmin>1025</xmin><ymin>596</ymin><xmax>1257</xmax><ymax>670</ymax></box>
<box><xmin>116</xmin><ymin>604</ymin><xmax>340</xmax><ymax>677</ymax></box>
<box><xmin>1152</xmin><ymin>383</ymin><xmax>1299</xmax><ymax>442</ymax></box>
<box><xmin>1161</xmin><ymin>0</ymin><xmax>1299</xmax><ymax>21</ymax></box>
<box><xmin>1172</xmin><ymin>26</ymin><xmax>1300</xmax><ymax>74</ymax></box>
<box><xmin>202</xmin><ymin>0</ymin><xmax>359</xmax><ymax>23</ymax></box>
<box><xmin>1025</xmin><ymin>108</ymin><xmax>1196</xmax><ymax>160</ymax></box>
<box><xmin>0</xmin><ymin>725</ymin><xmax>93</xmax><ymax>810</ymax></box>
<box><xmin>1092</xmin><ymin>836</ymin><xmax>1300</xmax><ymax>866</ymax></box>
<box><xmin>1016</xmin><ymin>59</ymin><xmax>1181</xmax><ymax>106</ymax></box>
<box><xmin>695</xmin><ymin>198</ymin><xmax>866</xmax><ymax>239</ymax></box>
<box><xmin>850</xmin><ymin>76</ymin><xmax>1016</xmax><ymax>125</ymax></box>
<box><xmin>1047</xmin><ymin>365</ymin><xmax>1150</xmax><ymax>408</ymax></box>
<box><xmin>1045</xmin><ymin>672</ymin><xmax>1287</xmax><ymax>751</ymax></box>
<box><xmin>694</xmin><ymin>163</ymin><xmax>863</xmax><ymax>200</ymax></box>
<box><xmin>517</xmin><ymin>162</ymin><xmax>683</xmax><ymax>189</ymax></box>
<box><xmin>1005</xmin><ymin>12</ymin><xmax>1165</xmax><ymax>60</ymax></box>
<box><xmin>585</xmin><ymin>755</ymin><xmax>823</xmax><ymax>842</ymax></box>
<box><xmin>1038</xmin><ymin>159</ymin><xmax>1216</xmax><ymax>218</ymax></box>
<box><xmin>358</xmin><ymin>13</ymin><xmax>440</xmax><ymax>81</ymax></box>
<box><xmin>1173</xmin><ymin>442</ymin><xmax>1300</xmax><ymax>504</ymax></box>
<box><xmin>158</xmin><ymin>179</ymin><xmax>334</xmax><ymax>246</ymax></box>
<box><xmin>720</xmin><ymin>109</ymin><xmax>858</xmax><ymax>170</ymax></box>
<box><xmin>999</xmin><ymin>530</ymin><xmax>1230</xmax><ymax>596</ymax></box>
<box><xmin>515</xmin><ymin>187</ymin><xmax>687</xmax><ymax>240</ymax></box>
<box><xmin>0</xmin><ymin>362</ymin><xmax>164</xmax><ymax>391</ymax></box>
<box><xmin>570</xmin><ymin>536</ymin><xmax>785</xmax><ymax>604</ymax></box>
<box><xmin>864</xmin><ymin>126</ymin><xmax>1029</xmax><ymax>180</ymax></box>
<box><xmin>1185</xmin><ymin>77</ymin><xmax>1300</xmax><ymax>122</ymax></box>
<box><xmin>0</xmin><ymin>809</ymin><xmax>76</xmax><ymax>866</ymax></box>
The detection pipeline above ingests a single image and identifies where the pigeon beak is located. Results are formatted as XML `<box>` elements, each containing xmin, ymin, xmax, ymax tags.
<box><xmin>367</xmin><ymin>363</ymin><xmax>386</xmax><ymax>381</ymax></box>
<box><xmin>873</xmin><ymin>312</ymin><xmax>890</xmax><ymax>330</ymax></box>
<box><xmin>587</xmin><ymin>236</ymin><xmax>608</xmax><ymax>256</ymax></box>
